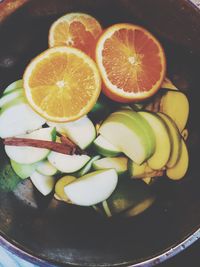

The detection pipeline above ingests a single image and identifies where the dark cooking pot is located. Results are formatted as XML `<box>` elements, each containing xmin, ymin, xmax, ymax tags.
<box><xmin>1</xmin><ymin>0</ymin><xmax>200</xmax><ymax>266</ymax></box>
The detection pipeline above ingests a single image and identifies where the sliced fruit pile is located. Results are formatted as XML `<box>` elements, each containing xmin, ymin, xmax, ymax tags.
<box><xmin>0</xmin><ymin>12</ymin><xmax>190</xmax><ymax>218</ymax></box>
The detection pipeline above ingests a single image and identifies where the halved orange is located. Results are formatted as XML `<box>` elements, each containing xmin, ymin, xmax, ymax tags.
<box><xmin>96</xmin><ymin>23</ymin><xmax>166</xmax><ymax>102</ymax></box>
<box><xmin>23</xmin><ymin>46</ymin><xmax>101</xmax><ymax>122</ymax></box>
<box><xmin>49</xmin><ymin>13</ymin><xmax>102</xmax><ymax>57</ymax></box>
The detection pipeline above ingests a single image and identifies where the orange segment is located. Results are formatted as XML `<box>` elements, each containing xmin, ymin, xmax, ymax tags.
<box><xmin>49</xmin><ymin>13</ymin><xmax>102</xmax><ymax>56</ymax></box>
<box><xmin>96</xmin><ymin>23</ymin><xmax>166</xmax><ymax>102</ymax></box>
<box><xmin>23</xmin><ymin>47</ymin><xmax>101</xmax><ymax>122</ymax></box>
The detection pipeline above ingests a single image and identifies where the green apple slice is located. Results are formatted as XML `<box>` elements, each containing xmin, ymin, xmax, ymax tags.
<box><xmin>11</xmin><ymin>160</ymin><xmax>37</xmax><ymax>179</ymax></box>
<box><xmin>166</xmin><ymin>139</ymin><xmax>189</xmax><ymax>180</ymax></box>
<box><xmin>5</xmin><ymin>127</ymin><xmax>54</xmax><ymax>164</ymax></box>
<box><xmin>102</xmin><ymin>179</ymin><xmax>155</xmax><ymax>217</ymax></box>
<box><xmin>3</xmin><ymin>79</ymin><xmax>23</xmax><ymax>95</ymax></box>
<box><xmin>157</xmin><ymin>112</ymin><xmax>182</xmax><ymax>168</ymax></box>
<box><xmin>74</xmin><ymin>155</ymin><xmax>101</xmax><ymax>177</ymax></box>
<box><xmin>114</xmin><ymin>110</ymin><xmax>156</xmax><ymax>159</ymax></box>
<box><xmin>0</xmin><ymin>100</ymin><xmax>46</xmax><ymax>138</ymax></box>
<box><xmin>30</xmin><ymin>171</ymin><xmax>55</xmax><ymax>196</ymax></box>
<box><xmin>36</xmin><ymin>160</ymin><xmax>57</xmax><ymax>176</ymax></box>
<box><xmin>92</xmin><ymin>157</ymin><xmax>128</xmax><ymax>175</ymax></box>
<box><xmin>48</xmin><ymin>152</ymin><xmax>90</xmax><ymax>173</ymax></box>
<box><xmin>47</xmin><ymin>116</ymin><xmax>96</xmax><ymax>149</ymax></box>
<box><xmin>64</xmin><ymin>169</ymin><xmax>118</xmax><ymax>206</ymax></box>
<box><xmin>0</xmin><ymin>88</ymin><xmax>24</xmax><ymax>108</ymax></box>
<box><xmin>93</xmin><ymin>135</ymin><xmax>121</xmax><ymax>157</ymax></box>
<box><xmin>99</xmin><ymin>110</ymin><xmax>155</xmax><ymax>164</ymax></box>
<box><xmin>139</xmin><ymin>111</ymin><xmax>171</xmax><ymax>170</ymax></box>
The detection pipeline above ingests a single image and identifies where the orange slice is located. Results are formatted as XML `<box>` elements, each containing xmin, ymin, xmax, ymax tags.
<box><xmin>49</xmin><ymin>13</ymin><xmax>102</xmax><ymax>57</ymax></box>
<box><xmin>23</xmin><ymin>47</ymin><xmax>101</xmax><ymax>122</ymax></box>
<box><xmin>96</xmin><ymin>23</ymin><xmax>166</xmax><ymax>102</ymax></box>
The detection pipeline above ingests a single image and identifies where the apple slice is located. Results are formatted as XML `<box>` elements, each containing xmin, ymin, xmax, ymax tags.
<box><xmin>128</xmin><ymin>160</ymin><xmax>163</xmax><ymax>178</ymax></box>
<box><xmin>157</xmin><ymin>112</ymin><xmax>182</xmax><ymax>168</ymax></box>
<box><xmin>74</xmin><ymin>155</ymin><xmax>101</xmax><ymax>177</ymax></box>
<box><xmin>166</xmin><ymin>139</ymin><xmax>189</xmax><ymax>180</ymax></box>
<box><xmin>55</xmin><ymin>175</ymin><xmax>76</xmax><ymax>202</ymax></box>
<box><xmin>159</xmin><ymin>91</ymin><xmax>189</xmax><ymax>132</ymax></box>
<box><xmin>11</xmin><ymin>160</ymin><xmax>37</xmax><ymax>179</ymax></box>
<box><xmin>92</xmin><ymin>157</ymin><xmax>128</xmax><ymax>175</ymax></box>
<box><xmin>5</xmin><ymin>127</ymin><xmax>54</xmax><ymax>164</ymax></box>
<box><xmin>139</xmin><ymin>111</ymin><xmax>171</xmax><ymax>170</ymax></box>
<box><xmin>0</xmin><ymin>88</ymin><xmax>24</xmax><ymax>108</ymax></box>
<box><xmin>30</xmin><ymin>171</ymin><xmax>55</xmax><ymax>196</ymax></box>
<box><xmin>0</xmin><ymin>100</ymin><xmax>46</xmax><ymax>138</ymax></box>
<box><xmin>47</xmin><ymin>116</ymin><xmax>96</xmax><ymax>149</ymax></box>
<box><xmin>114</xmin><ymin>110</ymin><xmax>156</xmax><ymax>159</ymax></box>
<box><xmin>99</xmin><ymin>110</ymin><xmax>155</xmax><ymax>164</ymax></box>
<box><xmin>3</xmin><ymin>79</ymin><xmax>23</xmax><ymax>95</ymax></box>
<box><xmin>36</xmin><ymin>160</ymin><xmax>57</xmax><ymax>176</ymax></box>
<box><xmin>93</xmin><ymin>135</ymin><xmax>121</xmax><ymax>157</ymax></box>
<box><xmin>48</xmin><ymin>152</ymin><xmax>90</xmax><ymax>173</ymax></box>
<box><xmin>64</xmin><ymin>169</ymin><xmax>118</xmax><ymax>206</ymax></box>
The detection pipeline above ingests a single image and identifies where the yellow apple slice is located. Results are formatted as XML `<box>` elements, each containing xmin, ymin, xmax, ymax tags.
<box><xmin>166</xmin><ymin>139</ymin><xmax>189</xmax><ymax>180</ymax></box>
<box><xmin>157</xmin><ymin>112</ymin><xmax>182</xmax><ymax>168</ymax></box>
<box><xmin>139</xmin><ymin>111</ymin><xmax>171</xmax><ymax>170</ymax></box>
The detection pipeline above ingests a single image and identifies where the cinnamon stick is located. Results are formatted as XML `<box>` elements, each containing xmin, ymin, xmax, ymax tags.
<box><xmin>3</xmin><ymin>137</ymin><xmax>77</xmax><ymax>155</ymax></box>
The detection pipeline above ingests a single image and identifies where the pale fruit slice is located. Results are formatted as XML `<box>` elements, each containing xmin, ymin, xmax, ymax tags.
<box><xmin>5</xmin><ymin>127</ymin><xmax>54</xmax><ymax>164</ymax></box>
<box><xmin>92</xmin><ymin>157</ymin><xmax>128</xmax><ymax>175</ymax></box>
<box><xmin>48</xmin><ymin>116</ymin><xmax>96</xmax><ymax>149</ymax></box>
<box><xmin>93</xmin><ymin>135</ymin><xmax>121</xmax><ymax>157</ymax></box>
<box><xmin>139</xmin><ymin>111</ymin><xmax>171</xmax><ymax>170</ymax></box>
<box><xmin>36</xmin><ymin>160</ymin><xmax>57</xmax><ymax>176</ymax></box>
<box><xmin>64</xmin><ymin>169</ymin><xmax>118</xmax><ymax>206</ymax></box>
<box><xmin>99</xmin><ymin>110</ymin><xmax>155</xmax><ymax>164</ymax></box>
<box><xmin>159</xmin><ymin>91</ymin><xmax>189</xmax><ymax>132</ymax></box>
<box><xmin>128</xmin><ymin>160</ymin><xmax>163</xmax><ymax>178</ymax></box>
<box><xmin>115</xmin><ymin>110</ymin><xmax>156</xmax><ymax>159</ymax></box>
<box><xmin>0</xmin><ymin>100</ymin><xmax>46</xmax><ymax>138</ymax></box>
<box><xmin>166</xmin><ymin>139</ymin><xmax>189</xmax><ymax>180</ymax></box>
<box><xmin>157</xmin><ymin>112</ymin><xmax>182</xmax><ymax>168</ymax></box>
<box><xmin>74</xmin><ymin>155</ymin><xmax>101</xmax><ymax>177</ymax></box>
<box><xmin>48</xmin><ymin>152</ymin><xmax>90</xmax><ymax>173</ymax></box>
<box><xmin>3</xmin><ymin>79</ymin><xmax>23</xmax><ymax>95</ymax></box>
<box><xmin>30</xmin><ymin>171</ymin><xmax>55</xmax><ymax>196</ymax></box>
<box><xmin>0</xmin><ymin>88</ymin><xmax>23</xmax><ymax>108</ymax></box>
<box><xmin>11</xmin><ymin>160</ymin><xmax>37</xmax><ymax>179</ymax></box>
<box><xmin>55</xmin><ymin>175</ymin><xmax>76</xmax><ymax>202</ymax></box>
<box><xmin>23</xmin><ymin>46</ymin><xmax>101</xmax><ymax>122</ymax></box>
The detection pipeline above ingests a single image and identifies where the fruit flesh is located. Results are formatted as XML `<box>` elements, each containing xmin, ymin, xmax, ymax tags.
<box><xmin>55</xmin><ymin>176</ymin><xmax>76</xmax><ymax>201</ymax></box>
<box><xmin>157</xmin><ymin>112</ymin><xmax>182</xmax><ymax>168</ymax></box>
<box><xmin>64</xmin><ymin>169</ymin><xmax>118</xmax><ymax>206</ymax></box>
<box><xmin>93</xmin><ymin>135</ymin><xmax>121</xmax><ymax>157</ymax></box>
<box><xmin>48</xmin><ymin>116</ymin><xmax>96</xmax><ymax>149</ymax></box>
<box><xmin>5</xmin><ymin>128</ymin><xmax>53</xmax><ymax>164</ymax></box>
<box><xmin>139</xmin><ymin>111</ymin><xmax>171</xmax><ymax>170</ymax></box>
<box><xmin>0</xmin><ymin>101</ymin><xmax>46</xmax><ymax>138</ymax></box>
<box><xmin>96</xmin><ymin>23</ymin><xmax>166</xmax><ymax>102</ymax></box>
<box><xmin>24</xmin><ymin>47</ymin><xmax>101</xmax><ymax>122</ymax></box>
<box><xmin>30</xmin><ymin>171</ymin><xmax>55</xmax><ymax>196</ymax></box>
<box><xmin>48</xmin><ymin>152</ymin><xmax>91</xmax><ymax>173</ymax></box>
<box><xmin>92</xmin><ymin>157</ymin><xmax>128</xmax><ymax>174</ymax></box>
<box><xmin>166</xmin><ymin>139</ymin><xmax>189</xmax><ymax>180</ymax></box>
<box><xmin>99</xmin><ymin>110</ymin><xmax>155</xmax><ymax>164</ymax></box>
<box><xmin>160</xmin><ymin>91</ymin><xmax>189</xmax><ymax>132</ymax></box>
